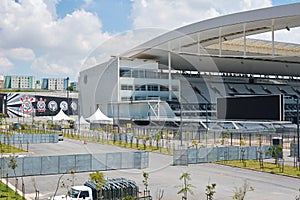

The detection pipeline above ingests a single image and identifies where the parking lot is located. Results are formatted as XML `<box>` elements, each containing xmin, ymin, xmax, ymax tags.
<box><xmin>6</xmin><ymin>139</ymin><xmax>300</xmax><ymax>200</ymax></box>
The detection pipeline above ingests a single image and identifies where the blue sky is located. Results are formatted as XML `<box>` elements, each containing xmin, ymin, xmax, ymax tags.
<box><xmin>55</xmin><ymin>0</ymin><xmax>300</xmax><ymax>34</ymax></box>
<box><xmin>0</xmin><ymin>0</ymin><xmax>300</xmax><ymax>80</ymax></box>
<box><xmin>56</xmin><ymin>0</ymin><xmax>133</xmax><ymax>33</ymax></box>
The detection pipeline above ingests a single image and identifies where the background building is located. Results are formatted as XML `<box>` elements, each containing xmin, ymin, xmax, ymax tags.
<box><xmin>0</xmin><ymin>75</ymin><xmax>4</xmax><ymax>89</ymax></box>
<box><xmin>43</xmin><ymin>78</ymin><xmax>68</xmax><ymax>91</ymax></box>
<box><xmin>4</xmin><ymin>76</ymin><xmax>35</xmax><ymax>89</ymax></box>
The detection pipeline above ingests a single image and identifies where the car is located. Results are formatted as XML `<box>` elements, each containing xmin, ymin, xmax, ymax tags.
<box><xmin>58</xmin><ymin>134</ymin><xmax>64</xmax><ymax>141</ymax></box>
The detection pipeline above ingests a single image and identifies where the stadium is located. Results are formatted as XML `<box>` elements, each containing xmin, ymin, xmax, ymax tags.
<box><xmin>79</xmin><ymin>3</ymin><xmax>300</xmax><ymax>154</ymax></box>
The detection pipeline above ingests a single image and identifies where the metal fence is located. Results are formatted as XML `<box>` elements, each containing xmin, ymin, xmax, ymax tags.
<box><xmin>173</xmin><ymin>146</ymin><xmax>272</xmax><ymax>165</ymax></box>
<box><xmin>0</xmin><ymin>133</ymin><xmax>58</xmax><ymax>144</ymax></box>
<box><xmin>0</xmin><ymin>151</ymin><xmax>149</xmax><ymax>178</ymax></box>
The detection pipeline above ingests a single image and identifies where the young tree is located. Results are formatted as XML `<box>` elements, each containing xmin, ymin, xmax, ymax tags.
<box><xmin>89</xmin><ymin>171</ymin><xmax>106</xmax><ymax>199</ymax></box>
<box><xmin>177</xmin><ymin>172</ymin><xmax>194</xmax><ymax>200</ymax></box>
<box><xmin>155</xmin><ymin>133</ymin><xmax>161</xmax><ymax>150</ymax></box>
<box><xmin>232</xmin><ymin>181</ymin><xmax>254</xmax><ymax>200</ymax></box>
<box><xmin>122</xmin><ymin>195</ymin><xmax>135</xmax><ymax>200</ymax></box>
<box><xmin>156</xmin><ymin>188</ymin><xmax>164</xmax><ymax>200</ymax></box>
<box><xmin>142</xmin><ymin>171</ymin><xmax>150</xmax><ymax>197</ymax></box>
<box><xmin>8</xmin><ymin>156</ymin><xmax>18</xmax><ymax>195</ymax></box>
<box><xmin>191</xmin><ymin>139</ymin><xmax>199</xmax><ymax>149</ymax></box>
<box><xmin>266</xmin><ymin>145</ymin><xmax>283</xmax><ymax>165</ymax></box>
<box><xmin>205</xmin><ymin>183</ymin><xmax>217</xmax><ymax>200</ymax></box>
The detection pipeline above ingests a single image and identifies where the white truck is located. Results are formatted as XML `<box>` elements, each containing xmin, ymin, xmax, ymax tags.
<box><xmin>50</xmin><ymin>178</ymin><xmax>139</xmax><ymax>200</ymax></box>
<box><xmin>51</xmin><ymin>185</ymin><xmax>93</xmax><ymax>200</ymax></box>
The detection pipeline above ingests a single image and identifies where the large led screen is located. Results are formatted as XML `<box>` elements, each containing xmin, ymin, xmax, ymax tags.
<box><xmin>217</xmin><ymin>94</ymin><xmax>284</xmax><ymax>121</ymax></box>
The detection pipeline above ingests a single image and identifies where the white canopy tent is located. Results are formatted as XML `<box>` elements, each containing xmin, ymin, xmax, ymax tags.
<box><xmin>86</xmin><ymin>108</ymin><xmax>113</xmax><ymax>124</ymax></box>
<box><xmin>53</xmin><ymin>109</ymin><xmax>74</xmax><ymax>121</ymax></box>
<box><xmin>77</xmin><ymin>116</ymin><xmax>90</xmax><ymax>129</ymax></box>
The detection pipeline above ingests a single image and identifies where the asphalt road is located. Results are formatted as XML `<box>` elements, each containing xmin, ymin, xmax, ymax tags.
<box><xmin>8</xmin><ymin>139</ymin><xmax>300</xmax><ymax>200</ymax></box>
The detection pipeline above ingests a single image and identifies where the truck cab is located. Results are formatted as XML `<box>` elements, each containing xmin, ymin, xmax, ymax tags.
<box><xmin>51</xmin><ymin>186</ymin><xmax>93</xmax><ymax>200</ymax></box>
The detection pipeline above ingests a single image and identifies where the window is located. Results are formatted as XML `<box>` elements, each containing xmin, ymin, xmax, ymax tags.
<box><xmin>148</xmin><ymin>84</ymin><xmax>159</xmax><ymax>91</ymax></box>
<box><xmin>135</xmin><ymin>85</ymin><xmax>146</xmax><ymax>91</ymax></box>
<box><xmin>121</xmin><ymin>84</ymin><xmax>133</xmax><ymax>90</ymax></box>
<box><xmin>79</xmin><ymin>191</ymin><xmax>90</xmax><ymax>198</ymax></box>
<box><xmin>121</xmin><ymin>97</ymin><xmax>132</xmax><ymax>101</ymax></box>
<box><xmin>120</xmin><ymin>69</ymin><xmax>131</xmax><ymax>77</ymax></box>
<box><xmin>160</xmin><ymin>85</ymin><xmax>169</xmax><ymax>91</ymax></box>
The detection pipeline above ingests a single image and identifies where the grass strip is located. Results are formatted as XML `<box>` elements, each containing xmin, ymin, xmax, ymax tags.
<box><xmin>0</xmin><ymin>181</ymin><xmax>24</xmax><ymax>200</ymax></box>
<box><xmin>64</xmin><ymin>133</ymin><xmax>174</xmax><ymax>155</ymax></box>
<box><xmin>216</xmin><ymin>160</ymin><xmax>300</xmax><ymax>178</ymax></box>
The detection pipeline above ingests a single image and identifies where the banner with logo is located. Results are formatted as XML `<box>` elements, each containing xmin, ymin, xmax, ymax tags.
<box><xmin>3</xmin><ymin>93</ymin><xmax>78</xmax><ymax>118</ymax></box>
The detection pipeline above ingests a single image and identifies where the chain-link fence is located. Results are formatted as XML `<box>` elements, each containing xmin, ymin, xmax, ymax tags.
<box><xmin>0</xmin><ymin>151</ymin><xmax>148</xmax><ymax>178</ymax></box>
<box><xmin>173</xmin><ymin>146</ymin><xmax>272</xmax><ymax>165</ymax></box>
<box><xmin>0</xmin><ymin>133</ymin><xmax>58</xmax><ymax>144</ymax></box>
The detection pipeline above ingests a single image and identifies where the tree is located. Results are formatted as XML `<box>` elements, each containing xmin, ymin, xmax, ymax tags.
<box><xmin>8</xmin><ymin>156</ymin><xmax>18</xmax><ymax>195</ymax></box>
<box><xmin>232</xmin><ymin>181</ymin><xmax>254</xmax><ymax>200</ymax></box>
<box><xmin>67</xmin><ymin>85</ymin><xmax>74</xmax><ymax>91</ymax></box>
<box><xmin>122</xmin><ymin>195</ymin><xmax>135</xmax><ymax>200</ymax></box>
<box><xmin>154</xmin><ymin>133</ymin><xmax>161</xmax><ymax>150</ymax></box>
<box><xmin>89</xmin><ymin>171</ymin><xmax>106</xmax><ymax>199</ymax></box>
<box><xmin>142</xmin><ymin>171</ymin><xmax>150</xmax><ymax>197</ymax></box>
<box><xmin>177</xmin><ymin>172</ymin><xmax>194</xmax><ymax>200</ymax></box>
<box><xmin>61</xmin><ymin>170</ymin><xmax>76</xmax><ymax>189</ymax></box>
<box><xmin>205</xmin><ymin>183</ymin><xmax>217</xmax><ymax>200</ymax></box>
<box><xmin>191</xmin><ymin>139</ymin><xmax>199</xmax><ymax>149</ymax></box>
<box><xmin>221</xmin><ymin>132</ymin><xmax>229</xmax><ymax>145</ymax></box>
<box><xmin>156</xmin><ymin>188</ymin><xmax>164</xmax><ymax>200</ymax></box>
<box><xmin>266</xmin><ymin>145</ymin><xmax>283</xmax><ymax>165</ymax></box>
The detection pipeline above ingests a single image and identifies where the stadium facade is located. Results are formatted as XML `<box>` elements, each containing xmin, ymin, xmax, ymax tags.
<box><xmin>79</xmin><ymin>3</ymin><xmax>300</xmax><ymax>131</ymax></box>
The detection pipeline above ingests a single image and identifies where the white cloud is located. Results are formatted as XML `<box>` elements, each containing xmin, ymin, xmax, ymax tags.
<box><xmin>131</xmin><ymin>0</ymin><xmax>272</xmax><ymax>30</ymax></box>
<box><xmin>4</xmin><ymin>48</ymin><xmax>35</xmax><ymax>61</ymax></box>
<box><xmin>0</xmin><ymin>57</ymin><xmax>14</xmax><ymax>73</ymax></box>
<box><xmin>0</xmin><ymin>0</ymin><xmax>109</xmax><ymax>78</ymax></box>
<box><xmin>131</xmin><ymin>0</ymin><xmax>300</xmax><ymax>45</ymax></box>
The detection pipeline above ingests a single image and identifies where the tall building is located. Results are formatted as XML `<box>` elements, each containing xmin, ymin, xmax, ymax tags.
<box><xmin>5</xmin><ymin>76</ymin><xmax>35</xmax><ymax>89</ymax></box>
<box><xmin>42</xmin><ymin>78</ymin><xmax>68</xmax><ymax>90</ymax></box>
<box><xmin>0</xmin><ymin>75</ymin><xmax>4</xmax><ymax>89</ymax></box>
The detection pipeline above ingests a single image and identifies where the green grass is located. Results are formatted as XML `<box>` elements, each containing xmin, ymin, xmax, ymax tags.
<box><xmin>216</xmin><ymin>160</ymin><xmax>300</xmax><ymax>178</ymax></box>
<box><xmin>0</xmin><ymin>181</ymin><xmax>24</xmax><ymax>200</ymax></box>
<box><xmin>0</xmin><ymin>144</ymin><xmax>27</xmax><ymax>154</ymax></box>
<box><xmin>64</xmin><ymin>133</ymin><xmax>174</xmax><ymax>155</ymax></box>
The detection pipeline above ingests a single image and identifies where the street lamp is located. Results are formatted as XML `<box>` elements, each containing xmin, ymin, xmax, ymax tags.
<box><xmin>66</xmin><ymin>77</ymin><xmax>69</xmax><ymax>116</ymax></box>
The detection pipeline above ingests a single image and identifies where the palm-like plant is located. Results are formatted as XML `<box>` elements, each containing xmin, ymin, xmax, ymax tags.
<box><xmin>89</xmin><ymin>171</ymin><xmax>107</xmax><ymax>199</ymax></box>
<box><xmin>177</xmin><ymin>172</ymin><xmax>194</xmax><ymax>200</ymax></box>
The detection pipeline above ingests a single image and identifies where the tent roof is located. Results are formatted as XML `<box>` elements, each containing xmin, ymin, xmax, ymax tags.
<box><xmin>86</xmin><ymin>108</ymin><xmax>113</xmax><ymax>123</ymax></box>
<box><xmin>78</xmin><ymin>116</ymin><xmax>90</xmax><ymax>125</ymax></box>
<box><xmin>53</xmin><ymin>109</ymin><xmax>74</xmax><ymax>121</ymax></box>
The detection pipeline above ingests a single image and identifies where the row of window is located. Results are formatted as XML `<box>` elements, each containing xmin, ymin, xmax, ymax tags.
<box><xmin>120</xmin><ymin>69</ymin><xmax>168</xmax><ymax>79</ymax></box>
<box><xmin>121</xmin><ymin>96</ymin><xmax>178</xmax><ymax>101</ymax></box>
<box><xmin>121</xmin><ymin>84</ymin><xmax>179</xmax><ymax>92</ymax></box>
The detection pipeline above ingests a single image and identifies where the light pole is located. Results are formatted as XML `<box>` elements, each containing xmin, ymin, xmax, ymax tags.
<box><xmin>180</xmin><ymin>103</ymin><xmax>183</xmax><ymax>146</ymax></box>
<box><xmin>296</xmin><ymin>96</ymin><xmax>299</xmax><ymax>162</ymax></box>
<box><xmin>66</xmin><ymin>77</ymin><xmax>69</xmax><ymax>116</ymax></box>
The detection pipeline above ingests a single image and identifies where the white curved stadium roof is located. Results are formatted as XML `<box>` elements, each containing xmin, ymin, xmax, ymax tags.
<box><xmin>122</xmin><ymin>3</ymin><xmax>300</xmax><ymax>76</ymax></box>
